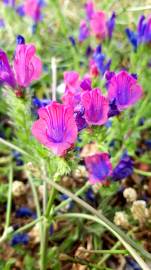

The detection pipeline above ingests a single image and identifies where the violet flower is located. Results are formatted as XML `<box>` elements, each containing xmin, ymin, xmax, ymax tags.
<box><xmin>81</xmin><ymin>88</ymin><xmax>109</xmax><ymax>126</ymax></box>
<box><xmin>31</xmin><ymin>102</ymin><xmax>78</xmax><ymax>156</ymax></box>
<box><xmin>85</xmin><ymin>152</ymin><xmax>112</xmax><ymax>184</ymax></box>
<box><xmin>79</xmin><ymin>20</ymin><xmax>90</xmax><ymax>42</ymax></box>
<box><xmin>107</xmin><ymin>12</ymin><xmax>116</xmax><ymax>39</ymax></box>
<box><xmin>112</xmin><ymin>152</ymin><xmax>134</xmax><ymax>181</ymax></box>
<box><xmin>108</xmin><ymin>70</ymin><xmax>143</xmax><ymax>111</ymax></box>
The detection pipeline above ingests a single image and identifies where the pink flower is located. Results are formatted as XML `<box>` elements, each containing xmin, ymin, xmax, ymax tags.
<box><xmin>85</xmin><ymin>152</ymin><xmax>112</xmax><ymax>184</ymax></box>
<box><xmin>14</xmin><ymin>44</ymin><xmax>42</xmax><ymax>88</ymax></box>
<box><xmin>31</xmin><ymin>102</ymin><xmax>78</xmax><ymax>156</ymax></box>
<box><xmin>64</xmin><ymin>71</ymin><xmax>80</xmax><ymax>93</ymax></box>
<box><xmin>89</xmin><ymin>59</ymin><xmax>99</xmax><ymax>77</ymax></box>
<box><xmin>62</xmin><ymin>91</ymin><xmax>81</xmax><ymax>109</ymax></box>
<box><xmin>24</xmin><ymin>0</ymin><xmax>41</xmax><ymax>22</ymax></box>
<box><xmin>108</xmin><ymin>70</ymin><xmax>143</xmax><ymax>111</ymax></box>
<box><xmin>81</xmin><ymin>88</ymin><xmax>109</xmax><ymax>125</ymax></box>
<box><xmin>85</xmin><ymin>1</ymin><xmax>95</xmax><ymax>21</ymax></box>
<box><xmin>78</xmin><ymin>20</ymin><xmax>90</xmax><ymax>42</ymax></box>
<box><xmin>90</xmin><ymin>11</ymin><xmax>107</xmax><ymax>39</ymax></box>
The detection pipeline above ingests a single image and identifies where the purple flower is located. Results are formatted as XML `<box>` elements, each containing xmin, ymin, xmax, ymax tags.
<box><xmin>81</xmin><ymin>88</ymin><xmax>109</xmax><ymax>126</ymax></box>
<box><xmin>137</xmin><ymin>15</ymin><xmax>151</xmax><ymax>43</ymax></box>
<box><xmin>3</xmin><ymin>0</ymin><xmax>15</xmax><ymax>7</ymax></box>
<box><xmin>112</xmin><ymin>152</ymin><xmax>134</xmax><ymax>181</ymax></box>
<box><xmin>126</xmin><ymin>15</ymin><xmax>151</xmax><ymax>49</ymax></box>
<box><xmin>16</xmin><ymin>207</ymin><xmax>35</xmax><ymax>218</ymax></box>
<box><xmin>16</xmin><ymin>5</ymin><xmax>25</xmax><ymax>16</ymax></box>
<box><xmin>108</xmin><ymin>99</ymin><xmax>120</xmax><ymax>118</ymax></box>
<box><xmin>32</xmin><ymin>97</ymin><xmax>51</xmax><ymax>109</ymax></box>
<box><xmin>74</xmin><ymin>105</ymin><xmax>88</xmax><ymax>131</ymax></box>
<box><xmin>85</xmin><ymin>187</ymin><xmax>96</xmax><ymax>202</ymax></box>
<box><xmin>16</xmin><ymin>35</ymin><xmax>25</xmax><ymax>45</ymax></box>
<box><xmin>125</xmin><ymin>28</ymin><xmax>138</xmax><ymax>51</ymax></box>
<box><xmin>79</xmin><ymin>20</ymin><xmax>90</xmax><ymax>42</ymax></box>
<box><xmin>80</xmin><ymin>77</ymin><xmax>92</xmax><ymax>91</ymax></box>
<box><xmin>108</xmin><ymin>70</ymin><xmax>143</xmax><ymax>111</ymax></box>
<box><xmin>31</xmin><ymin>102</ymin><xmax>78</xmax><ymax>156</ymax></box>
<box><xmin>84</xmin><ymin>1</ymin><xmax>94</xmax><ymax>21</ymax></box>
<box><xmin>12</xmin><ymin>150</ymin><xmax>24</xmax><ymax>166</ymax></box>
<box><xmin>85</xmin><ymin>46</ymin><xmax>93</xmax><ymax>57</ymax></box>
<box><xmin>107</xmin><ymin>12</ymin><xmax>116</xmax><ymax>39</ymax></box>
<box><xmin>11</xmin><ymin>233</ymin><xmax>29</xmax><ymax>246</ymax></box>
<box><xmin>93</xmin><ymin>45</ymin><xmax>111</xmax><ymax>76</ymax></box>
<box><xmin>69</xmin><ymin>36</ymin><xmax>76</xmax><ymax>47</ymax></box>
<box><xmin>0</xmin><ymin>49</ymin><xmax>16</xmax><ymax>88</ymax></box>
<box><xmin>85</xmin><ymin>152</ymin><xmax>112</xmax><ymax>184</ymax></box>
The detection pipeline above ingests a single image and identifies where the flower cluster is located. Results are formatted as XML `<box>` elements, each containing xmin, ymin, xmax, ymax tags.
<box><xmin>89</xmin><ymin>45</ymin><xmax>111</xmax><ymax>77</ymax></box>
<box><xmin>32</xmin><ymin>68</ymin><xmax>142</xmax><ymax>184</ymax></box>
<box><xmin>126</xmin><ymin>15</ymin><xmax>151</xmax><ymax>51</ymax></box>
<box><xmin>0</xmin><ymin>36</ymin><xmax>42</xmax><ymax>91</ymax></box>
<box><xmin>3</xmin><ymin>0</ymin><xmax>44</xmax><ymax>24</ymax></box>
<box><xmin>79</xmin><ymin>1</ymin><xmax>116</xmax><ymax>42</ymax></box>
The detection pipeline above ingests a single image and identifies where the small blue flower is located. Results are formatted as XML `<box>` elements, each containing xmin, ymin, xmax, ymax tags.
<box><xmin>16</xmin><ymin>35</ymin><xmax>25</xmax><ymax>45</ymax></box>
<box><xmin>11</xmin><ymin>233</ymin><xmax>29</xmax><ymax>246</ymax></box>
<box><xmin>85</xmin><ymin>46</ymin><xmax>93</xmax><ymax>57</ymax></box>
<box><xmin>107</xmin><ymin>12</ymin><xmax>116</xmax><ymax>39</ymax></box>
<box><xmin>69</xmin><ymin>36</ymin><xmax>76</xmax><ymax>47</ymax></box>
<box><xmin>32</xmin><ymin>97</ymin><xmax>51</xmax><ymax>109</ymax></box>
<box><xmin>112</xmin><ymin>152</ymin><xmax>134</xmax><ymax>181</ymax></box>
<box><xmin>74</xmin><ymin>105</ymin><xmax>88</xmax><ymax>132</ymax></box>
<box><xmin>49</xmin><ymin>224</ymin><xmax>54</xmax><ymax>235</ymax></box>
<box><xmin>144</xmin><ymin>139</ymin><xmax>151</xmax><ymax>149</ymax></box>
<box><xmin>16</xmin><ymin>207</ymin><xmax>35</xmax><ymax>218</ymax></box>
<box><xmin>93</xmin><ymin>45</ymin><xmax>111</xmax><ymax>76</ymax></box>
<box><xmin>125</xmin><ymin>28</ymin><xmax>138</xmax><ymax>51</ymax></box>
<box><xmin>85</xmin><ymin>188</ymin><xmax>96</xmax><ymax>202</ymax></box>
<box><xmin>16</xmin><ymin>5</ymin><xmax>25</xmax><ymax>17</ymax></box>
<box><xmin>126</xmin><ymin>257</ymin><xmax>142</xmax><ymax>270</ymax></box>
<box><xmin>78</xmin><ymin>20</ymin><xmax>90</xmax><ymax>42</ymax></box>
<box><xmin>12</xmin><ymin>150</ymin><xmax>24</xmax><ymax>166</ymax></box>
<box><xmin>108</xmin><ymin>99</ymin><xmax>120</xmax><ymax>118</ymax></box>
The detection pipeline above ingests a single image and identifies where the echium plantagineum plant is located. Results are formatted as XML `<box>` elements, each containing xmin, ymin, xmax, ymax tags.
<box><xmin>0</xmin><ymin>4</ymin><xmax>151</xmax><ymax>270</ymax></box>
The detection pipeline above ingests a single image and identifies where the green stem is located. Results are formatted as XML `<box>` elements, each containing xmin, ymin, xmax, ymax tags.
<box><xmin>0</xmin><ymin>138</ymin><xmax>29</xmax><ymax>157</ymax></box>
<box><xmin>46</xmin><ymin>178</ymin><xmax>151</xmax><ymax>269</ymax></box>
<box><xmin>97</xmin><ymin>241</ymin><xmax>121</xmax><ymax>265</ymax></box>
<box><xmin>60</xmin><ymin>253</ymin><xmax>110</xmax><ymax>269</ymax></box>
<box><xmin>78</xmin><ymin>249</ymin><xmax>128</xmax><ymax>255</ymax></box>
<box><xmin>40</xmin><ymin>173</ymin><xmax>48</xmax><ymax>270</ymax></box>
<box><xmin>45</xmin><ymin>186</ymin><xmax>56</xmax><ymax>217</ymax></box>
<box><xmin>54</xmin><ymin>182</ymin><xmax>89</xmax><ymax>213</ymax></box>
<box><xmin>15</xmin><ymin>217</ymin><xmax>43</xmax><ymax>235</ymax></box>
<box><xmin>134</xmin><ymin>168</ymin><xmax>151</xmax><ymax>177</ymax></box>
<box><xmin>5</xmin><ymin>165</ymin><xmax>13</xmax><ymax>231</ymax></box>
<box><xmin>57</xmin><ymin>213</ymin><xmax>150</xmax><ymax>270</ymax></box>
<box><xmin>27</xmin><ymin>173</ymin><xmax>41</xmax><ymax>219</ymax></box>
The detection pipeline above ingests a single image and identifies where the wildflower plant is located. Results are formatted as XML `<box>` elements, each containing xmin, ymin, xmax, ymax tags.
<box><xmin>0</xmin><ymin>1</ymin><xmax>151</xmax><ymax>270</ymax></box>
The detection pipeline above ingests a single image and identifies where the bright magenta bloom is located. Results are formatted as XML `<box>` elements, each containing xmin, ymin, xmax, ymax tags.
<box><xmin>24</xmin><ymin>0</ymin><xmax>41</xmax><ymax>22</ymax></box>
<box><xmin>14</xmin><ymin>44</ymin><xmax>42</xmax><ymax>88</ymax></box>
<box><xmin>31</xmin><ymin>102</ymin><xmax>78</xmax><ymax>156</ymax></box>
<box><xmin>90</xmin><ymin>11</ymin><xmax>107</xmax><ymax>39</ymax></box>
<box><xmin>81</xmin><ymin>88</ymin><xmax>109</xmax><ymax>125</ymax></box>
<box><xmin>85</xmin><ymin>152</ymin><xmax>112</xmax><ymax>184</ymax></box>
<box><xmin>64</xmin><ymin>71</ymin><xmax>80</xmax><ymax>93</ymax></box>
<box><xmin>85</xmin><ymin>1</ymin><xmax>94</xmax><ymax>20</ymax></box>
<box><xmin>108</xmin><ymin>71</ymin><xmax>143</xmax><ymax>111</ymax></box>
